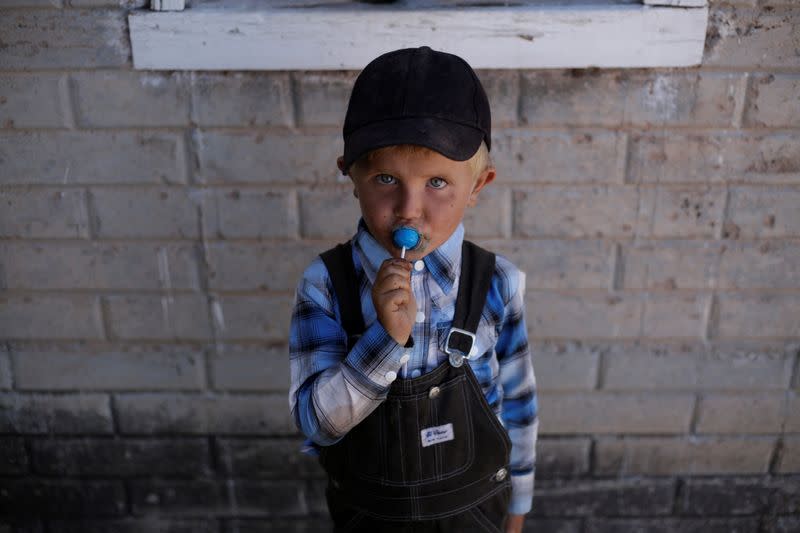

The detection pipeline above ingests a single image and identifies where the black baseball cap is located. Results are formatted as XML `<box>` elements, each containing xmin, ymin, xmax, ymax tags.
<box><xmin>342</xmin><ymin>46</ymin><xmax>491</xmax><ymax>171</ymax></box>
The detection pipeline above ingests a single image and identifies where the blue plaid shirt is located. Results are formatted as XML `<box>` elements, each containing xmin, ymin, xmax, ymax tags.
<box><xmin>289</xmin><ymin>220</ymin><xmax>538</xmax><ymax>514</ymax></box>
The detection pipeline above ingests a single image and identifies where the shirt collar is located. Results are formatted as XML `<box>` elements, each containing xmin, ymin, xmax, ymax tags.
<box><xmin>353</xmin><ymin>218</ymin><xmax>463</xmax><ymax>295</ymax></box>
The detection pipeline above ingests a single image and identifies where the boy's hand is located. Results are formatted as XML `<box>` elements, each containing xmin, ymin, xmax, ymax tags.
<box><xmin>372</xmin><ymin>258</ymin><xmax>416</xmax><ymax>345</ymax></box>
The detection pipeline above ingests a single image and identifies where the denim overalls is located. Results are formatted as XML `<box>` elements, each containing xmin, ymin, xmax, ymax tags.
<box><xmin>319</xmin><ymin>241</ymin><xmax>512</xmax><ymax>532</ymax></box>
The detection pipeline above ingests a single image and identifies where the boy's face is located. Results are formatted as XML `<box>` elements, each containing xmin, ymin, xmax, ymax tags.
<box><xmin>340</xmin><ymin>147</ymin><xmax>495</xmax><ymax>261</ymax></box>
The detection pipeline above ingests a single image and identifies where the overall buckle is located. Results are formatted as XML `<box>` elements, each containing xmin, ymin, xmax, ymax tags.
<box><xmin>445</xmin><ymin>328</ymin><xmax>477</xmax><ymax>367</ymax></box>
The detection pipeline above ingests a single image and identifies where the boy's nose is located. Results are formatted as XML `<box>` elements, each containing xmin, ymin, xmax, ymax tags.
<box><xmin>394</xmin><ymin>187</ymin><xmax>424</xmax><ymax>220</ymax></box>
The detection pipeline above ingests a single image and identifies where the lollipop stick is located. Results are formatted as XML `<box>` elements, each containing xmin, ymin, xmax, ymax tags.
<box><xmin>401</xmin><ymin>246</ymin><xmax>407</xmax><ymax>259</ymax></box>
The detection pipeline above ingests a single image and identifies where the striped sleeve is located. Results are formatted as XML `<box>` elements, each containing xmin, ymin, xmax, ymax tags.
<box><xmin>494</xmin><ymin>256</ymin><xmax>539</xmax><ymax>515</ymax></box>
<box><xmin>288</xmin><ymin>257</ymin><xmax>407</xmax><ymax>446</ymax></box>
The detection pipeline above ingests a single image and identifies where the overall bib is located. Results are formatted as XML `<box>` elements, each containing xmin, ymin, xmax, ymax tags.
<box><xmin>319</xmin><ymin>241</ymin><xmax>512</xmax><ymax>532</ymax></box>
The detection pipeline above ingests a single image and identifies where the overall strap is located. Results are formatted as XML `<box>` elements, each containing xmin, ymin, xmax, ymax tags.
<box><xmin>320</xmin><ymin>242</ymin><xmax>365</xmax><ymax>349</ymax></box>
<box><xmin>446</xmin><ymin>241</ymin><xmax>496</xmax><ymax>358</ymax></box>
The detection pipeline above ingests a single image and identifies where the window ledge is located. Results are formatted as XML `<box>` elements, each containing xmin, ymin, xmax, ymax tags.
<box><xmin>129</xmin><ymin>0</ymin><xmax>709</xmax><ymax>70</ymax></box>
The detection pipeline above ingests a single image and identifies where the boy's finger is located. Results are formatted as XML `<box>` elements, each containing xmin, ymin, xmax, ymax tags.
<box><xmin>374</xmin><ymin>273</ymin><xmax>411</xmax><ymax>294</ymax></box>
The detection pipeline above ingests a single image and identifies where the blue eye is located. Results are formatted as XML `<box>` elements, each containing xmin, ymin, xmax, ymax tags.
<box><xmin>376</xmin><ymin>174</ymin><xmax>396</xmax><ymax>185</ymax></box>
<box><xmin>429</xmin><ymin>177</ymin><xmax>447</xmax><ymax>189</ymax></box>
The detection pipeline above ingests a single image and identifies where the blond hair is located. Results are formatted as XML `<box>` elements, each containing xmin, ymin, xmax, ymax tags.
<box><xmin>352</xmin><ymin>141</ymin><xmax>492</xmax><ymax>180</ymax></box>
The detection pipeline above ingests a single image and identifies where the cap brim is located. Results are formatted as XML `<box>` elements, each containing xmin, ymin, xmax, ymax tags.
<box><xmin>343</xmin><ymin>116</ymin><xmax>484</xmax><ymax>171</ymax></box>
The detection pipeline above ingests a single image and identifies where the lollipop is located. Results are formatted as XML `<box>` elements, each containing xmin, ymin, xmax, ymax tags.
<box><xmin>393</xmin><ymin>227</ymin><xmax>420</xmax><ymax>259</ymax></box>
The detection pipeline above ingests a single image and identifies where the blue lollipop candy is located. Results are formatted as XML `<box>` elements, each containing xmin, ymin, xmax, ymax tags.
<box><xmin>393</xmin><ymin>227</ymin><xmax>420</xmax><ymax>259</ymax></box>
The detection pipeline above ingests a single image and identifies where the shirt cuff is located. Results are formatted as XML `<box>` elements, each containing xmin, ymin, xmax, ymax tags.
<box><xmin>344</xmin><ymin>319</ymin><xmax>408</xmax><ymax>390</ymax></box>
<box><xmin>508</xmin><ymin>471</ymin><xmax>534</xmax><ymax>515</ymax></box>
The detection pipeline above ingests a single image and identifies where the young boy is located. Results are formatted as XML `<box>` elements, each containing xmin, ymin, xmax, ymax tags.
<box><xmin>289</xmin><ymin>46</ymin><xmax>538</xmax><ymax>532</ymax></box>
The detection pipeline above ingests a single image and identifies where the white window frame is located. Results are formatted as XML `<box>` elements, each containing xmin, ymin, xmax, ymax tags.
<box><xmin>130</xmin><ymin>0</ymin><xmax>709</xmax><ymax>70</ymax></box>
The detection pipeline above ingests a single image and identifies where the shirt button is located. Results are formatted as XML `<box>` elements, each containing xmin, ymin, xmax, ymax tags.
<box><xmin>410</xmin><ymin>369</ymin><xmax>422</xmax><ymax>379</ymax></box>
<box><xmin>414</xmin><ymin>260</ymin><xmax>424</xmax><ymax>272</ymax></box>
<box><xmin>494</xmin><ymin>468</ymin><xmax>507</xmax><ymax>482</ymax></box>
<box><xmin>385</xmin><ymin>371</ymin><xmax>397</xmax><ymax>383</ymax></box>
<box><xmin>428</xmin><ymin>386</ymin><xmax>440</xmax><ymax>399</ymax></box>
<box><xmin>415</xmin><ymin>311</ymin><xmax>425</xmax><ymax>323</ymax></box>
<box><xmin>399</xmin><ymin>354</ymin><xmax>410</xmax><ymax>365</ymax></box>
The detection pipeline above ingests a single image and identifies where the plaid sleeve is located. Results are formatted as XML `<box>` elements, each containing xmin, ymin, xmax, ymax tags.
<box><xmin>494</xmin><ymin>257</ymin><xmax>539</xmax><ymax>515</ymax></box>
<box><xmin>289</xmin><ymin>257</ymin><xmax>407</xmax><ymax>446</ymax></box>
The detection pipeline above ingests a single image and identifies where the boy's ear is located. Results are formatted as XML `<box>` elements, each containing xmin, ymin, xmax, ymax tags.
<box><xmin>468</xmin><ymin>168</ymin><xmax>496</xmax><ymax>207</ymax></box>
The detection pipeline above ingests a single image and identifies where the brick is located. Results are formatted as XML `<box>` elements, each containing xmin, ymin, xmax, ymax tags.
<box><xmin>475</xmin><ymin>70</ymin><xmax>519</xmax><ymax>127</ymax></box>
<box><xmin>681</xmin><ymin>477</ymin><xmax>775</xmax><ymax>515</ymax></box>
<box><xmin>48</xmin><ymin>519</ymin><xmax>216</xmax><ymax>533</ymax></box>
<box><xmin>0</xmin><ymin>74</ymin><xmax>64</xmax><ymax>128</ymax></box>
<box><xmin>520</xmin><ymin>71</ymin><xmax>740</xmax><ymax>127</ymax></box>
<box><xmin>530</xmin><ymin>479</ymin><xmax>674</xmax><ymax>517</ymax></box>
<box><xmin>130</xmin><ymin>480</ymin><xmax>224</xmax><ymax>515</ymax></box>
<box><xmin>0</xmin><ymin>437</ymin><xmax>28</xmax><ymax>475</ymax></box>
<box><xmin>778</xmin><ymin>438</ymin><xmax>800</xmax><ymax>473</ymax></box>
<box><xmin>628</xmin><ymin>133</ymin><xmax>800</xmax><ymax>184</ymax></box>
<box><xmin>71</xmin><ymin>72</ymin><xmax>190</xmax><ymax>127</ymax></box>
<box><xmin>0</xmin><ymin>347</ymin><xmax>10</xmax><ymax>390</ymax></box>
<box><xmin>696</xmin><ymin>393</ymin><xmax>784</xmax><ymax>434</ymax></box>
<box><xmin>193</xmin><ymin>72</ymin><xmax>293</xmax><ymax>127</ymax></box>
<box><xmin>0</xmin><ymin>295</ymin><xmax>103</xmax><ymax>340</ymax></box>
<box><xmin>298</xmin><ymin>189</ymin><xmax>361</xmax><ymax>239</ymax></box>
<box><xmin>650</xmin><ymin>186</ymin><xmax>725</xmax><ymax>238</ymax></box>
<box><xmin>522</xmin><ymin>518</ymin><xmax>581</xmax><ymax>533</ymax></box>
<box><xmin>231</xmin><ymin>480</ymin><xmax>308</xmax><ymax>516</ymax></box>
<box><xmin>773</xmin><ymin>477</ymin><xmax>800</xmax><ymax>513</ymax></box>
<box><xmin>717</xmin><ymin>293</ymin><xmax>800</xmax><ymax>338</ymax></box>
<box><xmin>115</xmin><ymin>393</ymin><xmax>295</xmax><ymax>435</ymax></box>
<box><xmin>0</xmin><ymin>10</ymin><xmax>128</xmax><ymax>69</ymax></box>
<box><xmin>484</xmin><ymin>239</ymin><xmax>610</xmax><ymax>290</ymax></box>
<box><xmin>777</xmin><ymin>517</ymin><xmax>800</xmax><ymax>533</ymax></box>
<box><xmin>0</xmin><ymin>1</ymin><xmax>62</xmax><ymax>6</ymax></box>
<box><xmin>594</xmin><ymin>436</ymin><xmax>775</xmax><ymax>475</ymax></box>
<box><xmin>0</xmin><ymin>393</ymin><xmax>111</xmax><ymax>434</ymax></box>
<box><xmin>0</xmin><ymin>243</ymin><xmax>199</xmax><ymax>290</ymax></box>
<box><xmin>210</xmin><ymin>345</ymin><xmax>290</xmax><ymax>391</ymax></box>
<box><xmin>207</xmin><ymin>242</ymin><xmax>322</xmax><ymax>292</ymax></box>
<box><xmin>492</xmin><ymin>131</ymin><xmax>625</xmax><ymax>184</ymax></box>
<box><xmin>31</xmin><ymin>438</ymin><xmax>210</xmax><ymax>476</ymax></box>
<box><xmin>197</xmin><ymin>131</ymin><xmax>341</xmax><ymax>184</ymax></box>
<box><xmin>525</xmin><ymin>292</ymin><xmax>642</xmax><ymax>339</ymax></box>
<box><xmin>0</xmin><ymin>132</ymin><xmax>186</xmax><ymax>185</ymax></box>
<box><xmin>720</xmin><ymin>241</ymin><xmax>800</xmax><ymax>289</ymax></box>
<box><xmin>745</xmin><ymin>74</ymin><xmax>800</xmax><ymax>127</ymax></box>
<box><xmin>586</xmin><ymin>517</ymin><xmax>760</xmax><ymax>533</ymax></box>
<box><xmin>68</xmin><ymin>1</ymin><xmax>148</xmax><ymax>7</ymax></box>
<box><xmin>621</xmin><ymin>240</ymin><xmax>720</xmax><ymax>290</ymax></box>
<box><xmin>89</xmin><ymin>188</ymin><xmax>199</xmax><ymax>238</ymax></box>
<box><xmin>215</xmin><ymin>295</ymin><xmax>293</xmax><ymax>342</ymax></box>
<box><xmin>539</xmin><ymin>392</ymin><xmax>693</xmax><ymax>435</ymax></box>
<box><xmin>14</xmin><ymin>349</ymin><xmax>204</xmax><ymax>391</ymax></box>
<box><xmin>463</xmin><ymin>186</ymin><xmax>511</xmax><ymax>238</ymax></box>
<box><xmin>641</xmin><ymin>294</ymin><xmax>709</xmax><ymax>339</ymax></box>
<box><xmin>105</xmin><ymin>294</ymin><xmax>211</xmax><ymax>341</ymax></box>
<box><xmin>786</xmin><ymin>393</ymin><xmax>800</xmax><ymax>432</ymax></box>
<box><xmin>524</xmin><ymin>341</ymin><xmax>601</xmax><ymax>391</ymax></box>
<box><xmin>704</xmin><ymin>7</ymin><xmax>800</xmax><ymax>68</ymax></box>
<box><xmin>726</xmin><ymin>186</ymin><xmax>800</xmax><ymax>238</ymax></box>
<box><xmin>0</xmin><ymin>480</ymin><xmax>125</xmax><ymax>518</ymax></box>
<box><xmin>513</xmin><ymin>186</ymin><xmax>639</xmax><ymax>238</ymax></box>
<box><xmin>602</xmin><ymin>342</ymin><xmax>795</xmax><ymax>390</ymax></box>
<box><xmin>202</xmin><ymin>189</ymin><xmax>298</xmax><ymax>240</ymax></box>
<box><xmin>536</xmin><ymin>438</ymin><xmax>591</xmax><ymax>479</ymax></box>
<box><xmin>0</xmin><ymin>189</ymin><xmax>89</xmax><ymax>239</ymax></box>
<box><xmin>294</xmin><ymin>71</ymin><xmax>356</xmax><ymax>127</ymax></box>
<box><xmin>221</xmin><ymin>519</ymin><xmax>335</xmax><ymax>533</ymax></box>
<box><xmin>217</xmin><ymin>438</ymin><xmax>323</xmax><ymax>478</ymax></box>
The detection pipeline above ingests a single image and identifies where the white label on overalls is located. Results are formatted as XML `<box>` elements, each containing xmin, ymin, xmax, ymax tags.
<box><xmin>420</xmin><ymin>423</ymin><xmax>454</xmax><ymax>447</ymax></box>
